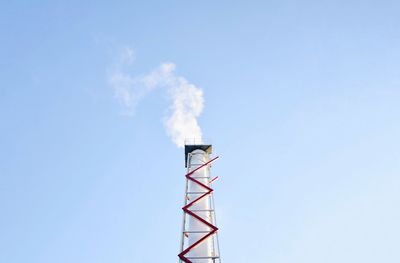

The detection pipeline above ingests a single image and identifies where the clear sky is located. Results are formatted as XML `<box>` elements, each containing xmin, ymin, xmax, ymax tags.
<box><xmin>1</xmin><ymin>1</ymin><xmax>400</xmax><ymax>262</ymax></box>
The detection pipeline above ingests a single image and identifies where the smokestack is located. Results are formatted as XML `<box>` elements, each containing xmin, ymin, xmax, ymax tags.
<box><xmin>178</xmin><ymin>143</ymin><xmax>221</xmax><ymax>263</ymax></box>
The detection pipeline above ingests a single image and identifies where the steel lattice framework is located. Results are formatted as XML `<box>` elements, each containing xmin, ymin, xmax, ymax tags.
<box><xmin>178</xmin><ymin>155</ymin><xmax>220</xmax><ymax>263</ymax></box>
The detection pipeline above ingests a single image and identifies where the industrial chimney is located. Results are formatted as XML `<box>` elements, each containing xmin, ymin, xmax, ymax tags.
<box><xmin>178</xmin><ymin>143</ymin><xmax>221</xmax><ymax>263</ymax></box>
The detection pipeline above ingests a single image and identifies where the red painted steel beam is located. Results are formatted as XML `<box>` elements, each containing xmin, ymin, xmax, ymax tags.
<box><xmin>178</xmin><ymin>156</ymin><xmax>219</xmax><ymax>263</ymax></box>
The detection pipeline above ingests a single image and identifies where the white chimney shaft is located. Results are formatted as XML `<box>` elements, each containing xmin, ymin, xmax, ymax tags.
<box><xmin>179</xmin><ymin>144</ymin><xmax>220</xmax><ymax>263</ymax></box>
<box><xmin>186</xmin><ymin>149</ymin><xmax>213</xmax><ymax>262</ymax></box>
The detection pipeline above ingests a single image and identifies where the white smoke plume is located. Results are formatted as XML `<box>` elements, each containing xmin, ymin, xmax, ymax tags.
<box><xmin>108</xmin><ymin>50</ymin><xmax>204</xmax><ymax>148</ymax></box>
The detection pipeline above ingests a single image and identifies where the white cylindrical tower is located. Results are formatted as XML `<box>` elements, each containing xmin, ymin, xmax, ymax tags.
<box><xmin>187</xmin><ymin>149</ymin><xmax>213</xmax><ymax>260</ymax></box>
<box><xmin>179</xmin><ymin>144</ymin><xmax>220</xmax><ymax>263</ymax></box>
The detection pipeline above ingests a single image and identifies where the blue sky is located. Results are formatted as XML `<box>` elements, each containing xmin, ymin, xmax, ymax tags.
<box><xmin>1</xmin><ymin>1</ymin><xmax>400</xmax><ymax>262</ymax></box>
